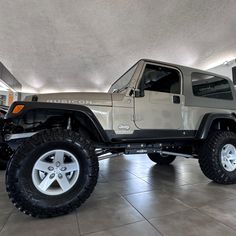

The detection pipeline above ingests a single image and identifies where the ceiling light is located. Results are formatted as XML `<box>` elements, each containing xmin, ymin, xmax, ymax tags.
<box><xmin>0</xmin><ymin>80</ymin><xmax>10</xmax><ymax>90</ymax></box>
<box><xmin>205</xmin><ymin>56</ymin><xmax>236</xmax><ymax>70</ymax></box>
<box><xmin>223</xmin><ymin>61</ymin><xmax>229</xmax><ymax>65</ymax></box>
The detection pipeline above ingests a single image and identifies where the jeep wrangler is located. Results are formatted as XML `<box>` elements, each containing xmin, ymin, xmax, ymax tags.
<box><xmin>0</xmin><ymin>105</ymin><xmax>11</xmax><ymax>170</ymax></box>
<box><xmin>1</xmin><ymin>59</ymin><xmax>236</xmax><ymax>218</ymax></box>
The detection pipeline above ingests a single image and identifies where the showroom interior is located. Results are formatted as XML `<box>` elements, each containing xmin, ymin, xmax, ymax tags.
<box><xmin>2</xmin><ymin>1</ymin><xmax>236</xmax><ymax>236</ymax></box>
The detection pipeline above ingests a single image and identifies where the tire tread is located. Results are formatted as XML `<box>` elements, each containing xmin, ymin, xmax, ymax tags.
<box><xmin>199</xmin><ymin>131</ymin><xmax>236</xmax><ymax>184</ymax></box>
<box><xmin>148</xmin><ymin>153</ymin><xmax>176</xmax><ymax>165</ymax></box>
<box><xmin>6</xmin><ymin>128</ymin><xmax>99</xmax><ymax>218</ymax></box>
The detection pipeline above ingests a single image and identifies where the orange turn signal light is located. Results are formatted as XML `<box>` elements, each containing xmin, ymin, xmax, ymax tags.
<box><xmin>12</xmin><ymin>105</ymin><xmax>25</xmax><ymax>114</ymax></box>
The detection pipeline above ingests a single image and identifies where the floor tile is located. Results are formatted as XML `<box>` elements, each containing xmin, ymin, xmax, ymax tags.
<box><xmin>107</xmin><ymin>178</ymin><xmax>156</xmax><ymax>195</ymax></box>
<box><xmin>0</xmin><ymin>213</ymin><xmax>10</xmax><ymax>232</ymax></box>
<box><xmin>163</xmin><ymin>183</ymin><xmax>236</xmax><ymax>208</ymax></box>
<box><xmin>97</xmin><ymin>174</ymin><xmax>108</xmax><ymax>183</ymax></box>
<box><xmin>204</xmin><ymin>181</ymin><xmax>236</xmax><ymax>196</ymax></box>
<box><xmin>150</xmin><ymin>209</ymin><xmax>236</xmax><ymax>236</ymax></box>
<box><xmin>141</xmin><ymin>175</ymin><xmax>190</xmax><ymax>188</ymax></box>
<box><xmin>85</xmin><ymin>221</ymin><xmax>161</xmax><ymax>236</ymax></box>
<box><xmin>124</xmin><ymin>190</ymin><xmax>189</xmax><ymax>219</ymax></box>
<box><xmin>100</xmin><ymin>170</ymin><xmax>137</xmax><ymax>182</ymax></box>
<box><xmin>0</xmin><ymin>194</ymin><xmax>14</xmax><ymax>214</ymax></box>
<box><xmin>77</xmin><ymin>196</ymin><xmax>143</xmax><ymax>235</ymax></box>
<box><xmin>0</xmin><ymin>211</ymin><xmax>79</xmax><ymax>236</ymax></box>
<box><xmin>199</xmin><ymin>198</ymin><xmax>236</xmax><ymax>230</ymax></box>
<box><xmin>175</xmin><ymin>172</ymin><xmax>210</xmax><ymax>185</ymax></box>
<box><xmin>2</xmin><ymin>156</ymin><xmax>236</xmax><ymax>236</ymax></box>
<box><xmin>88</xmin><ymin>182</ymin><xmax>120</xmax><ymax>201</ymax></box>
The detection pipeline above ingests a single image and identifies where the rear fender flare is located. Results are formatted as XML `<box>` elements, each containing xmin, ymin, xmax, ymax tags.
<box><xmin>196</xmin><ymin>113</ymin><xmax>236</xmax><ymax>139</ymax></box>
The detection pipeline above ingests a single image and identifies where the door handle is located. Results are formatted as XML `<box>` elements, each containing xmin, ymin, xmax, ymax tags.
<box><xmin>173</xmin><ymin>95</ymin><xmax>180</xmax><ymax>104</ymax></box>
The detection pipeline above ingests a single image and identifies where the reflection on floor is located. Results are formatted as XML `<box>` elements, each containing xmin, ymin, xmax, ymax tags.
<box><xmin>1</xmin><ymin>154</ymin><xmax>236</xmax><ymax>236</ymax></box>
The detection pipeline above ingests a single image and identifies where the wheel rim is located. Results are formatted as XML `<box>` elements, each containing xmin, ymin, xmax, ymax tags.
<box><xmin>32</xmin><ymin>149</ymin><xmax>80</xmax><ymax>196</ymax></box>
<box><xmin>221</xmin><ymin>144</ymin><xmax>236</xmax><ymax>172</ymax></box>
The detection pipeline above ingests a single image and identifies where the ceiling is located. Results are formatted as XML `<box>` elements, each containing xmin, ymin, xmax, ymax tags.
<box><xmin>0</xmin><ymin>0</ymin><xmax>236</xmax><ymax>93</ymax></box>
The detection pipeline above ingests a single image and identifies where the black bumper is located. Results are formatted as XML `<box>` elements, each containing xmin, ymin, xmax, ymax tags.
<box><xmin>0</xmin><ymin>117</ymin><xmax>5</xmax><ymax>143</ymax></box>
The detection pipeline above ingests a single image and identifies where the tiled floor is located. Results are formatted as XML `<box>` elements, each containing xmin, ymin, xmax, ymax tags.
<box><xmin>1</xmin><ymin>154</ymin><xmax>236</xmax><ymax>235</ymax></box>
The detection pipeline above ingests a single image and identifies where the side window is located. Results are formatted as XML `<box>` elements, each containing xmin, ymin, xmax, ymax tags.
<box><xmin>140</xmin><ymin>64</ymin><xmax>181</xmax><ymax>94</ymax></box>
<box><xmin>191</xmin><ymin>72</ymin><xmax>233</xmax><ymax>100</ymax></box>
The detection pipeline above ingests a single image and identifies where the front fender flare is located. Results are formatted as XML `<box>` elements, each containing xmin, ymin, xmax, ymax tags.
<box><xmin>6</xmin><ymin>101</ymin><xmax>110</xmax><ymax>142</ymax></box>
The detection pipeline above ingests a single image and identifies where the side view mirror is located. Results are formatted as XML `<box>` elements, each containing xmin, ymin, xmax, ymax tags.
<box><xmin>134</xmin><ymin>89</ymin><xmax>144</xmax><ymax>97</ymax></box>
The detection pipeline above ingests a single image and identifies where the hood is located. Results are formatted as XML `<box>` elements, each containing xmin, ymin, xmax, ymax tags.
<box><xmin>24</xmin><ymin>92</ymin><xmax>112</xmax><ymax>106</ymax></box>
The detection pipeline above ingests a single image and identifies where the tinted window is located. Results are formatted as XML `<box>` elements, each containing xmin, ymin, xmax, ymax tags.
<box><xmin>141</xmin><ymin>64</ymin><xmax>181</xmax><ymax>94</ymax></box>
<box><xmin>192</xmin><ymin>73</ymin><xmax>233</xmax><ymax>100</ymax></box>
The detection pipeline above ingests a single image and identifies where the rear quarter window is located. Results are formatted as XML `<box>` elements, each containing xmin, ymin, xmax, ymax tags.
<box><xmin>191</xmin><ymin>72</ymin><xmax>233</xmax><ymax>100</ymax></box>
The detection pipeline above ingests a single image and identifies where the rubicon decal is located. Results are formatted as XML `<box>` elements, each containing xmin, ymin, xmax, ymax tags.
<box><xmin>46</xmin><ymin>99</ymin><xmax>93</xmax><ymax>105</ymax></box>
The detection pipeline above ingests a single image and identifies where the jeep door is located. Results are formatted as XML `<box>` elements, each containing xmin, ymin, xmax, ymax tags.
<box><xmin>134</xmin><ymin>63</ymin><xmax>184</xmax><ymax>130</ymax></box>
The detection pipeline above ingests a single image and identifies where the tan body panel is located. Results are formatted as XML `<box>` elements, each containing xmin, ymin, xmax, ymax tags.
<box><xmin>88</xmin><ymin>105</ymin><xmax>112</xmax><ymax>130</ymax></box>
<box><xmin>25</xmin><ymin>92</ymin><xmax>112</xmax><ymax>107</ymax></box>
<box><xmin>182</xmin><ymin>106</ymin><xmax>233</xmax><ymax>130</ymax></box>
<box><xmin>24</xmin><ymin>59</ymin><xmax>236</xmax><ymax>138</ymax></box>
<box><xmin>134</xmin><ymin>91</ymin><xmax>184</xmax><ymax>130</ymax></box>
<box><xmin>112</xmin><ymin>94</ymin><xmax>136</xmax><ymax>134</ymax></box>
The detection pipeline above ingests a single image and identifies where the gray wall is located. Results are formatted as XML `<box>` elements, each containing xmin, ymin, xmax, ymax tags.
<box><xmin>208</xmin><ymin>60</ymin><xmax>236</xmax><ymax>81</ymax></box>
<box><xmin>0</xmin><ymin>62</ymin><xmax>22</xmax><ymax>91</ymax></box>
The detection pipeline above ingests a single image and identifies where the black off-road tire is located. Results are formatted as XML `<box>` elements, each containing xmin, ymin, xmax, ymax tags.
<box><xmin>0</xmin><ymin>159</ymin><xmax>7</xmax><ymax>170</ymax></box>
<box><xmin>0</xmin><ymin>118</ymin><xmax>11</xmax><ymax>170</ymax></box>
<box><xmin>6</xmin><ymin>128</ymin><xmax>99</xmax><ymax>218</ymax></box>
<box><xmin>199</xmin><ymin>131</ymin><xmax>236</xmax><ymax>184</ymax></box>
<box><xmin>0</xmin><ymin>144</ymin><xmax>13</xmax><ymax>170</ymax></box>
<box><xmin>148</xmin><ymin>153</ymin><xmax>176</xmax><ymax>165</ymax></box>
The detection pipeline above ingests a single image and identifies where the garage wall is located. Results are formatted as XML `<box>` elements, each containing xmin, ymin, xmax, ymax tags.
<box><xmin>0</xmin><ymin>62</ymin><xmax>22</xmax><ymax>91</ymax></box>
<box><xmin>20</xmin><ymin>93</ymin><xmax>33</xmax><ymax>101</ymax></box>
<box><xmin>208</xmin><ymin>60</ymin><xmax>236</xmax><ymax>80</ymax></box>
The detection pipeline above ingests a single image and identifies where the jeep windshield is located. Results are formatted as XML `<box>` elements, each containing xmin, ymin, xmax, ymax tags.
<box><xmin>109</xmin><ymin>63</ymin><xmax>137</xmax><ymax>93</ymax></box>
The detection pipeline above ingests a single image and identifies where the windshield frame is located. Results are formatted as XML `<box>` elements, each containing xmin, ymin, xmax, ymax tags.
<box><xmin>108</xmin><ymin>62</ymin><xmax>138</xmax><ymax>93</ymax></box>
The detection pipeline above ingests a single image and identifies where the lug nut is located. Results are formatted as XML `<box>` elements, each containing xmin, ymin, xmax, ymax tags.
<box><xmin>60</xmin><ymin>167</ymin><xmax>67</xmax><ymax>171</ymax></box>
<box><xmin>50</xmin><ymin>173</ymin><xmax>55</xmax><ymax>179</ymax></box>
<box><xmin>58</xmin><ymin>173</ymin><xmax>63</xmax><ymax>179</ymax></box>
<box><xmin>48</xmin><ymin>166</ymin><xmax>54</xmax><ymax>171</ymax></box>
<box><xmin>56</xmin><ymin>162</ymin><xmax>61</xmax><ymax>167</ymax></box>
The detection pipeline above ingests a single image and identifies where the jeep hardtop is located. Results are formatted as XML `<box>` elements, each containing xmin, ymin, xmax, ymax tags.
<box><xmin>1</xmin><ymin>59</ymin><xmax>236</xmax><ymax>218</ymax></box>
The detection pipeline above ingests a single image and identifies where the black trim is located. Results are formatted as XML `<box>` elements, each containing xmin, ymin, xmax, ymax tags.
<box><xmin>196</xmin><ymin>113</ymin><xmax>236</xmax><ymax>139</ymax></box>
<box><xmin>109</xmin><ymin>62</ymin><xmax>139</xmax><ymax>93</ymax></box>
<box><xmin>233</xmin><ymin>66</ymin><xmax>236</xmax><ymax>85</ymax></box>
<box><xmin>137</xmin><ymin>63</ymin><xmax>182</xmax><ymax>97</ymax></box>
<box><xmin>32</xmin><ymin>95</ymin><xmax>38</xmax><ymax>102</ymax></box>
<box><xmin>106</xmin><ymin>129</ymin><xmax>196</xmax><ymax>142</ymax></box>
<box><xmin>173</xmin><ymin>95</ymin><xmax>180</xmax><ymax>104</ymax></box>
<box><xmin>6</xmin><ymin>101</ymin><xmax>110</xmax><ymax>142</ymax></box>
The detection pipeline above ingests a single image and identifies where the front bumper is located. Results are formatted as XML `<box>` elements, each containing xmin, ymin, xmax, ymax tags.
<box><xmin>4</xmin><ymin>132</ymin><xmax>37</xmax><ymax>141</ymax></box>
<box><xmin>0</xmin><ymin>117</ymin><xmax>5</xmax><ymax>144</ymax></box>
<box><xmin>0</xmin><ymin>116</ymin><xmax>36</xmax><ymax>150</ymax></box>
